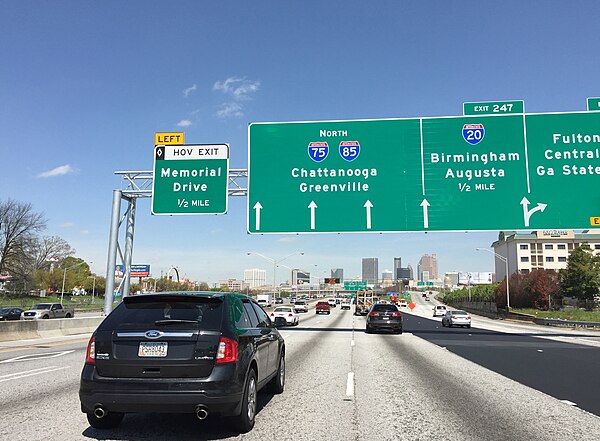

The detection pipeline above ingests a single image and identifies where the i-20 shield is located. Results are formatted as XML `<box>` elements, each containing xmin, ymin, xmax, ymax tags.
<box><xmin>462</xmin><ymin>124</ymin><xmax>485</xmax><ymax>145</ymax></box>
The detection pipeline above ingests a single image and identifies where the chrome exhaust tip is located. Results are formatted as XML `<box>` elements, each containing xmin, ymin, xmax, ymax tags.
<box><xmin>196</xmin><ymin>406</ymin><xmax>209</xmax><ymax>420</ymax></box>
<box><xmin>94</xmin><ymin>407</ymin><xmax>107</xmax><ymax>419</ymax></box>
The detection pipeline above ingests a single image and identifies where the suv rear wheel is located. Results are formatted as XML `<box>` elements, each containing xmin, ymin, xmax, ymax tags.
<box><xmin>234</xmin><ymin>369</ymin><xmax>257</xmax><ymax>433</ymax></box>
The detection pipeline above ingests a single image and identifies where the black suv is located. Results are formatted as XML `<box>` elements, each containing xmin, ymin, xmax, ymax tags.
<box><xmin>79</xmin><ymin>292</ymin><xmax>285</xmax><ymax>432</ymax></box>
<box><xmin>366</xmin><ymin>303</ymin><xmax>403</xmax><ymax>334</ymax></box>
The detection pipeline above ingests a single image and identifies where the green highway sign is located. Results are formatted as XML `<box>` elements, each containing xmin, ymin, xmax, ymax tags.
<box><xmin>417</xmin><ymin>282</ymin><xmax>425</xmax><ymax>287</ymax></box>
<box><xmin>588</xmin><ymin>97</ymin><xmax>600</xmax><ymax>111</ymax></box>
<box><xmin>464</xmin><ymin>100</ymin><xmax>524</xmax><ymax>115</ymax></box>
<box><xmin>248</xmin><ymin>105</ymin><xmax>600</xmax><ymax>233</ymax></box>
<box><xmin>344</xmin><ymin>280</ymin><xmax>367</xmax><ymax>290</ymax></box>
<box><xmin>152</xmin><ymin>144</ymin><xmax>229</xmax><ymax>215</ymax></box>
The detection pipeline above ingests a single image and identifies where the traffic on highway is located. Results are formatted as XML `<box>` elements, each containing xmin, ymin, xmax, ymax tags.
<box><xmin>1</xmin><ymin>292</ymin><xmax>599</xmax><ymax>441</ymax></box>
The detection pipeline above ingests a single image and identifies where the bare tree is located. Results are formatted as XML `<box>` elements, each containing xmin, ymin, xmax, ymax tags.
<box><xmin>0</xmin><ymin>199</ymin><xmax>47</xmax><ymax>276</ymax></box>
<box><xmin>30</xmin><ymin>236</ymin><xmax>75</xmax><ymax>271</ymax></box>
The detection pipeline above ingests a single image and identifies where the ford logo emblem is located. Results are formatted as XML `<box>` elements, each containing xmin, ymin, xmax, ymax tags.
<box><xmin>145</xmin><ymin>330</ymin><xmax>163</xmax><ymax>339</ymax></box>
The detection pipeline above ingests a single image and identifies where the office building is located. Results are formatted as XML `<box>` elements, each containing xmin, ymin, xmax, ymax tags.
<box><xmin>393</xmin><ymin>257</ymin><xmax>402</xmax><ymax>280</ymax></box>
<box><xmin>244</xmin><ymin>268</ymin><xmax>267</xmax><ymax>289</ymax></box>
<box><xmin>218</xmin><ymin>279</ymin><xmax>246</xmax><ymax>291</ymax></box>
<box><xmin>399</xmin><ymin>264</ymin><xmax>414</xmax><ymax>283</ymax></box>
<box><xmin>418</xmin><ymin>254</ymin><xmax>438</xmax><ymax>281</ymax></box>
<box><xmin>445</xmin><ymin>271</ymin><xmax>459</xmax><ymax>287</ymax></box>
<box><xmin>331</xmin><ymin>268</ymin><xmax>344</xmax><ymax>282</ymax></box>
<box><xmin>362</xmin><ymin>258</ymin><xmax>379</xmax><ymax>285</ymax></box>
<box><xmin>491</xmin><ymin>230</ymin><xmax>600</xmax><ymax>280</ymax></box>
<box><xmin>381</xmin><ymin>270</ymin><xmax>393</xmax><ymax>288</ymax></box>
<box><xmin>292</xmin><ymin>269</ymin><xmax>311</xmax><ymax>285</ymax></box>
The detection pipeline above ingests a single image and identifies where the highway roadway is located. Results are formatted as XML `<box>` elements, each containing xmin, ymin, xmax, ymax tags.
<box><xmin>0</xmin><ymin>295</ymin><xmax>599</xmax><ymax>440</ymax></box>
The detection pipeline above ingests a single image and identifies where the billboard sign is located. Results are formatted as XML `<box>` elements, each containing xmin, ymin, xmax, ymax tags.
<box><xmin>115</xmin><ymin>264</ymin><xmax>151</xmax><ymax>278</ymax></box>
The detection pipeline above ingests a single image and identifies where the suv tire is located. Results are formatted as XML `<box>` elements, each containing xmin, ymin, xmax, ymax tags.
<box><xmin>268</xmin><ymin>351</ymin><xmax>285</xmax><ymax>394</ymax></box>
<box><xmin>234</xmin><ymin>370</ymin><xmax>257</xmax><ymax>433</ymax></box>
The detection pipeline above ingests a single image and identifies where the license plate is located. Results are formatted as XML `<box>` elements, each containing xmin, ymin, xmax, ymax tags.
<box><xmin>138</xmin><ymin>342</ymin><xmax>168</xmax><ymax>357</ymax></box>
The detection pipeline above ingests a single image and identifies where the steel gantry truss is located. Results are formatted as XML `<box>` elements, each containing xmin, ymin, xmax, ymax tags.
<box><xmin>104</xmin><ymin>169</ymin><xmax>248</xmax><ymax>315</ymax></box>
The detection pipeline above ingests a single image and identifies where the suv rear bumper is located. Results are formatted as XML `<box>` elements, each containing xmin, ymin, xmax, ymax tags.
<box><xmin>79</xmin><ymin>364</ymin><xmax>244</xmax><ymax>416</ymax></box>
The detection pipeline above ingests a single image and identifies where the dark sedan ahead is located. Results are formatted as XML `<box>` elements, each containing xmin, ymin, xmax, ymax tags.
<box><xmin>0</xmin><ymin>307</ymin><xmax>24</xmax><ymax>321</ymax></box>
<box><xmin>366</xmin><ymin>304</ymin><xmax>402</xmax><ymax>334</ymax></box>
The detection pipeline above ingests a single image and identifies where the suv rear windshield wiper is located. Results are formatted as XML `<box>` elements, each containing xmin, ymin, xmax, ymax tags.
<box><xmin>154</xmin><ymin>319</ymin><xmax>199</xmax><ymax>325</ymax></box>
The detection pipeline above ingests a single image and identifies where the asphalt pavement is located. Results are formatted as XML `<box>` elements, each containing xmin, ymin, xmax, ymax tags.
<box><xmin>0</xmin><ymin>300</ymin><xmax>599</xmax><ymax>440</ymax></box>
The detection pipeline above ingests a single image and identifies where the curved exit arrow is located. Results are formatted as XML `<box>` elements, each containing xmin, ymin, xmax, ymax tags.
<box><xmin>520</xmin><ymin>197</ymin><xmax>547</xmax><ymax>227</ymax></box>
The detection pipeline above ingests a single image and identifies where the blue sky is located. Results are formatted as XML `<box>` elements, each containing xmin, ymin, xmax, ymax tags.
<box><xmin>2</xmin><ymin>1</ymin><xmax>599</xmax><ymax>284</ymax></box>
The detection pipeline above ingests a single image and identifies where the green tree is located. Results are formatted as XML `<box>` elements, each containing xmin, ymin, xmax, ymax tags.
<box><xmin>560</xmin><ymin>243</ymin><xmax>600</xmax><ymax>310</ymax></box>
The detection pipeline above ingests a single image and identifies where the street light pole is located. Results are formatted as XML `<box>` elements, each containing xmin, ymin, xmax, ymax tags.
<box><xmin>476</xmin><ymin>248</ymin><xmax>510</xmax><ymax>311</ymax></box>
<box><xmin>88</xmin><ymin>276</ymin><xmax>96</xmax><ymax>304</ymax></box>
<box><xmin>247</xmin><ymin>252</ymin><xmax>304</xmax><ymax>297</ymax></box>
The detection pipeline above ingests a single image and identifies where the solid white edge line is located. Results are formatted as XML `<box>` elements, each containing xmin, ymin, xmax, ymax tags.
<box><xmin>560</xmin><ymin>400</ymin><xmax>577</xmax><ymax>406</ymax></box>
<box><xmin>346</xmin><ymin>372</ymin><xmax>355</xmax><ymax>397</ymax></box>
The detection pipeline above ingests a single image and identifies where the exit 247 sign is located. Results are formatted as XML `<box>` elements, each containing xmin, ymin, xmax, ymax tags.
<box><xmin>248</xmin><ymin>109</ymin><xmax>600</xmax><ymax>233</ymax></box>
<box><xmin>152</xmin><ymin>144</ymin><xmax>229</xmax><ymax>215</ymax></box>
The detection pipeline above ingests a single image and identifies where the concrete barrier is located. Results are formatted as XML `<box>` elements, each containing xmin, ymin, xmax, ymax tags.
<box><xmin>0</xmin><ymin>320</ymin><xmax>40</xmax><ymax>342</ymax></box>
<box><xmin>0</xmin><ymin>317</ymin><xmax>104</xmax><ymax>342</ymax></box>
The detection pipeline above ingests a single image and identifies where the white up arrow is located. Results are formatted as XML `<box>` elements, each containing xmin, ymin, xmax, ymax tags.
<box><xmin>520</xmin><ymin>197</ymin><xmax>547</xmax><ymax>227</ymax></box>
<box><xmin>420</xmin><ymin>199</ymin><xmax>430</xmax><ymax>229</ymax></box>
<box><xmin>308</xmin><ymin>201</ymin><xmax>318</xmax><ymax>230</ymax></box>
<box><xmin>364</xmin><ymin>200</ymin><xmax>373</xmax><ymax>229</ymax></box>
<box><xmin>253</xmin><ymin>202</ymin><xmax>263</xmax><ymax>231</ymax></box>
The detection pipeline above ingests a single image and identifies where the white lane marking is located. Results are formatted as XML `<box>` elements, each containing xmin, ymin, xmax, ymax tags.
<box><xmin>0</xmin><ymin>350</ymin><xmax>75</xmax><ymax>364</ymax></box>
<box><xmin>537</xmin><ymin>349</ymin><xmax>543</xmax><ymax>353</ymax></box>
<box><xmin>346</xmin><ymin>372</ymin><xmax>355</xmax><ymax>398</ymax></box>
<box><xmin>0</xmin><ymin>366</ymin><xmax>70</xmax><ymax>383</ymax></box>
<box><xmin>351</xmin><ymin>340</ymin><xmax>355</xmax><ymax>347</ymax></box>
<box><xmin>561</xmin><ymin>400</ymin><xmax>577</xmax><ymax>406</ymax></box>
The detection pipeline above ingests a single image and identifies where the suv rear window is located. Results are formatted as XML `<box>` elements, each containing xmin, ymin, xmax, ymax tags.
<box><xmin>372</xmin><ymin>305</ymin><xmax>398</xmax><ymax>312</ymax></box>
<box><xmin>100</xmin><ymin>295</ymin><xmax>224</xmax><ymax>331</ymax></box>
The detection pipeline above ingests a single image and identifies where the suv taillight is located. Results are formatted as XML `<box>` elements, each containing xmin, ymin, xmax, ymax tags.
<box><xmin>216</xmin><ymin>336</ymin><xmax>238</xmax><ymax>364</ymax></box>
<box><xmin>392</xmin><ymin>312</ymin><xmax>402</xmax><ymax>317</ymax></box>
<box><xmin>85</xmin><ymin>336</ymin><xmax>96</xmax><ymax>365</ymax></box>
<box><xmin>369</xmin><ymin>312</ymin><xmax>378</xmax><ymax>317</ymax></box>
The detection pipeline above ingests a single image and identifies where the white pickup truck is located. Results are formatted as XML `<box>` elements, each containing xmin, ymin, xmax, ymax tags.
<box><xmin>21</xmin><ymin>303</ymin><xmax>75</xmax><ymax>320</ymax></box>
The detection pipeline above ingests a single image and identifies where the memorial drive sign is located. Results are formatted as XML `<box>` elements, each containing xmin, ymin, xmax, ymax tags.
<box><xmin>152</xmin><ymin>144</ymin><xmax>229</xmax><ymax>215</ymax></box>
<box><xmin>247</xmin><ymin>105</ymin><xmax>600</xmax><ymax>233</ymax></box>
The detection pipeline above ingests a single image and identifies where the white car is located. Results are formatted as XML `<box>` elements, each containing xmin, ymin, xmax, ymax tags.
<box><xmin>293</xmin><ymin>300</ymin><xmax>309</xmax><ymax>313</ymax></box>
<box><xmin>270</xmin><ymin>306</ymin><xmax>299</xmax><ymax>326</ymax></box>
<box><xmin>433</xmin><ymin>305</ymin><xmax>447</xmax><ymax>317</ymax></box>
<box><xmin>398</xmin><ymin>301</ymin><xmax>408</xmax><ymax>308</ymax></box>
<box><xmin>341</xmin><ymin>300</ymin><xmax>352</xmax><ymax>310</ymax></box>
<box><xmin>441</xmin><ymin>310</ymin><xmax>471</xmax><ymax>328</ymax></box>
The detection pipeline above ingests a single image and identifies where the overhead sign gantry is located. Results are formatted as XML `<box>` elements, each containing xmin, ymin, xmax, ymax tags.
<box><xmin>248</xmin><ymin>100</ymin><xmax>600</xmax><ymax>233</ymax></box>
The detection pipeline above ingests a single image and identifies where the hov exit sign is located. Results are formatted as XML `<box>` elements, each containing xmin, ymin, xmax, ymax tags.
<box><xmin>152</xmin><ymin>144</ymin><xmax>229</xmax><ymax>215</ymax></box>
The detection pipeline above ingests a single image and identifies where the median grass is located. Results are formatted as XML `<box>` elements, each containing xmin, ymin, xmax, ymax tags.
<box><xmin>512</xmin><ymin>308</ymin><xmax>600</xmax><ymax>322</ymax></box>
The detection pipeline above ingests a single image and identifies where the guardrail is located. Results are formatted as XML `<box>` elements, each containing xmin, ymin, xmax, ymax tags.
<box><xmin>532</xmin><ymin>317</ymin><xmax>600</xmax><ymax>329</ymax></box>
<box><xmin>0</xmin><ymin>316</ymin><xmax>104</xmax><ymax>342</ymax></box>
